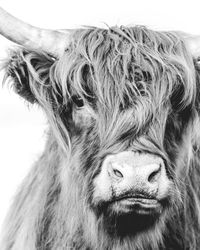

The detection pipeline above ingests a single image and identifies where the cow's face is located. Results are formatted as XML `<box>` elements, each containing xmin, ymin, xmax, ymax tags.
<box><xmin>58</xmin><ymin>28</ymin><xmax>196</xmax><ymax>239</ymax></box>
<box><xmin>6</xmin><ymin>27</ymin><xmax>197</xmax><ymax>241</ymax></box>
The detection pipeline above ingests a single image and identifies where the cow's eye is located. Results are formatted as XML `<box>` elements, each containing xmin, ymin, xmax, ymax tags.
<box><xmin>170</xmin><ymin>85</ymin><xmax>184</xmax><ymax>111</ymax></box>
<box><xmin>72</xmin><ymin>96</ymin><xmax>84</xmax><ymax>108</ymax></box>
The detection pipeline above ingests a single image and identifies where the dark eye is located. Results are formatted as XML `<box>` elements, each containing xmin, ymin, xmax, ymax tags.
<box><xmin>170</xmin><ymin>85</ymin><xmax>184</xmax><ymax>111</ymax></box>
<box><xmin>72</xmin><ymin>96</ymin><xmax>84</xmax><ymax>108</ymax></box>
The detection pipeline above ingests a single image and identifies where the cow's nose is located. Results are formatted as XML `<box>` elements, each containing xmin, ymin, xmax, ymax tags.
<box><xmin>108</xmin><ymin>161</ymin><xmax>162</xmax><ymax>185</ymax></box>
<box><xmin>93</xmin><ymin>152</ymin><xmax>170</xmax><ymax>203</ymax></box>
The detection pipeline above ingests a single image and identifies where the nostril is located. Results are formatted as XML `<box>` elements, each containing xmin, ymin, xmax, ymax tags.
<box><xmin>108</xmin><ymin>163</ymin><xmax>124</xmax><ymax>179</ymax></box>
<box><xmin>148</xmin><ymin>165</ymin><xmax>161</xmax><ymax>183</ymax></box>
<box><xmin>113</xmin><ymin>168</ymin><xmax>123</xmax><ymax>178</ymax></box>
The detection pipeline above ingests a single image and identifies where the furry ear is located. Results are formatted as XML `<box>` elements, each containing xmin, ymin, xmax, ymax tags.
<box><xmin>3</xmin><ymin>49</ymin><xmax>71</xmax><ymax>151</ymax></box>
<box><xmin>194</xmin><ymin>59</ymin><xmax>200</xmax><ymax>110</ymax></box>
<box><xmin>6</xmin><ymin>53</ymin><xmax>36</xmax><ymax>104</ymax></box>
<box><xmin>4</xmin><ymin>49</ymin><xmax>56</xmax><ymax>104</ymax></box>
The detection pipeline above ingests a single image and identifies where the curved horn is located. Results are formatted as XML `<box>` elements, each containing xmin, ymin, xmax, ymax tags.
<box><xmin>0</xmin><ymin>7</ymin><xmax>68</xmax><ymax>57</ymax></box>
<box><xmin>187</xmin><ymin>35</ymin><xmax>200</xmax><ymax>58</ymax></box>
<box><xmin>179</xmin><ymin>32</ymin><xmax>200</xmax><ymax>58</ymax></box>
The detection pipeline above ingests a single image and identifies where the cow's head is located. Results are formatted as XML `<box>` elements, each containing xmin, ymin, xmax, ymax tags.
<box><xmin>1</xmin><ymin>7</ymin><xmax>200</xmax><ymax>249</ymax></box>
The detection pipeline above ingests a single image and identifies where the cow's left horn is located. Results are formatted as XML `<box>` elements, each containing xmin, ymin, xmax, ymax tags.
<box><xmin>0</xmin><ymin>7</ymin><xmax>68</xmax><ymax>58</ymax></box>
<box><xmin>180</xmin><ymin>32</ymin><xmax>200</xmax><ymax>58</ymax></box>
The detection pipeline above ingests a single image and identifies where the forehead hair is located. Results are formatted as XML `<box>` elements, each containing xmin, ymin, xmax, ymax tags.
<box><xmin>7</xmin><ymin>26</ymin><xmax>197</xmax><ymax>153</ymax></box>
<box><xmin>53</xmin><ymin>26</ymin><xmax>196</xmax><ymax>112</ymax></box>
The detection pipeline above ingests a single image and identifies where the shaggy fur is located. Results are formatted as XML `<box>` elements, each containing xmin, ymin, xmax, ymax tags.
<box><xmin>1</xmin><ymin>26</ymin><xmax>200</xmax><ymax>249</ymax></box>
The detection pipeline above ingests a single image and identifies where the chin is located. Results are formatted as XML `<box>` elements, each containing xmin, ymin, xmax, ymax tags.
<box><xmin>91</xmin><ymin>196</ymin><xmax>171</xmax><ymax>249</ymax></box>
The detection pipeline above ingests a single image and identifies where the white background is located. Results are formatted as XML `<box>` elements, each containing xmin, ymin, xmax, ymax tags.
<box><xmin>0</xmin><ymin>0</ymin><xmax>200</xmax><ymax>230</ymax></box>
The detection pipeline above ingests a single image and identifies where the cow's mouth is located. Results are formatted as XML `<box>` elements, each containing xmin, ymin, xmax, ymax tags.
<box><xmin>111</xmin><ymin>196</ymin><xmax>163</xmax><ymax>215</ymax></box>
<box><xmin>109</xmin><ymin>195</ymin><xmax>166</xmax><ymax>215</ymax></box>
<box><xmin>99</xmin><ymin>195</ymin><xmax>168</xmax><ymax>237</ymax></box>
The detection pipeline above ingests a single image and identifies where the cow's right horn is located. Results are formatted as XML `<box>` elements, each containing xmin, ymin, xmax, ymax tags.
<box><xmin>0</xmin><ymin>7</ymin><xmax>69</xmax><ymax>58</ymax></box>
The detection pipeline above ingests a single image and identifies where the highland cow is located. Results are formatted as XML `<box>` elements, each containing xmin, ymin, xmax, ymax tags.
<box><xmin>0</xmin><ymin>7</ymin><xmax>200</xmax><ymax>250</ymax></box>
